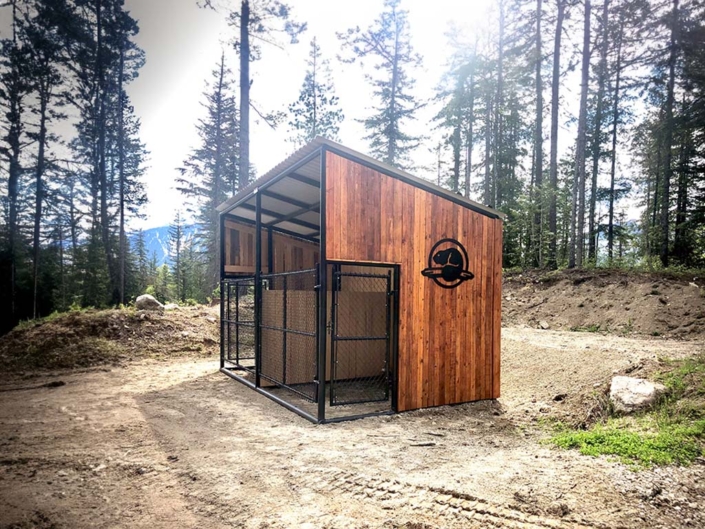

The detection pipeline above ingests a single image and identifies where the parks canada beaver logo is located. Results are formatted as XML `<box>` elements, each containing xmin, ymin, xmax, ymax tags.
<box><xmin>421</xmin><ymin>238</ymin><xmax>474</xmax><ymax>289</ymax></box>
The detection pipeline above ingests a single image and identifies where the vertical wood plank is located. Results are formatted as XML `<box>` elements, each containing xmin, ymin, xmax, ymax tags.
<box><xmin>322</xmin><ymin>152</ymin><xmax>501</xmax><ymax>411</ymax></box>
<box><xmin>492</xmin><ymin>219</ymin><xmax>503</xmax><ymax>398</ymax></box>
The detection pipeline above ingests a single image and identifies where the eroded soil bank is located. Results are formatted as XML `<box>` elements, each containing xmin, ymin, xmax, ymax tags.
<box><xmin>503</xmin><ymin>269</ymin><xmax>705</xmax><ymax>339</ymax></box>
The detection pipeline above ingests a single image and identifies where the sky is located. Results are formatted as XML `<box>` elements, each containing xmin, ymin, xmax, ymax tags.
<box><xmin>125</xmin><ymin>0</ymin><xmax>496</xmax><ymax>229</ymax></box>
<box><xmin>0</xmin><ymin>0</ymin><xmax>600</xmax><ymax>231</ymax></box>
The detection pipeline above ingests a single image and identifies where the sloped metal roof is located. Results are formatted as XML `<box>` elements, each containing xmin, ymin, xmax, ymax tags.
<box><xmin>217</xmin><ymin>137</ymin><xmax>506</xmax><ymax>228</ymax></box>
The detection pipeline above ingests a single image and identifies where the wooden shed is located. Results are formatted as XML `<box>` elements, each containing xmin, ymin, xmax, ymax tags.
<box><xmin>218</xmin><ymin>137</ymin><xmax>504</xmax><ymax>423</ymax></box>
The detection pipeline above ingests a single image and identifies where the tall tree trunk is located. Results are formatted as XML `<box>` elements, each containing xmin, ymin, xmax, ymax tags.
<box><xmin>589</xmin><ymin>0</ymin><xmax>610</xmax><ymax>262</ymax></box>
<box><xmin>607</xmin><ymin>15</ymin><xmax>623</xmax><ymax>264</ymax></box>
<box><xmin>118</xmin><ymin>37</ymin><xmax>126</xmax><ymax>304</ymax></box>
<box><xmin>547</xmin><ymin>0</ymin><xmax>565</xmax><ymax>270</ymax></box>
<box><xmin>493</xmin><ymin>0</ymin><xmax>505</xmax><ymax>208</ymax></box>
<box><xmin>6</xmin><ymin>0</ymin><xmax>22</xmax><ymax>318</ymax></box>
<box><xmin>571</xmin><ymin>0</ymin><xmax>592</xmax><ymax>268</ymax></box>
<box><xmin>660</xmin><ymin>0</ymin><xmax>679</xmax><ymax>267</ymax></box>
<box><xmin>58</xmin><ymin>221</ymin><xmax>66</xmax><ymax>311</ymax></box>
<box><xmin>532</xmin><ymin>0</ymin><xmax>544</xmax><ymax>267</ymax></box>
<box><xmin>673</xmin><ymin>103</ymin><xmax>689</xmax><ymax>263</ymax></box>
<box><xmin>32</xmin><ymin>87</ymin><xmax>49</xmax><ymax>318</ymax></box>
<box><xmin>484</xmin><ymin>92</ymin><xmax>492</xmax><ymax>207</ymax></box>
<box><xmin>452</xmin><ymin>118</ymin><xmax>461</xmax><ymax>193</ymax></box>
<box><xmin>651</xmin><ymin>125</ymin><xmax>662</xmax><ymax>255</ymax></box>
<box><xmin>238</xmin><ymin>0</ymin><xmax>250</xmax><ymax>189</ymax></box>
<box><xmin>211</xmin><ymin>53</ymin><xmax>225</xmax><ymax>290</ymax></box>
<box><xmin>573</xmin><ymin>0</ymin><xmax>591</xmax><ymax>268</ymax></box>
<box><xmin>388</xmin><ymin>13</ymin><xmax>400</xmax><ymax>165</ymax></box>
<box><xmin>312</xmin><ymin>37</ymin><xmax>318</xmax><ymax>138</ymax></box>
<box><xmin>96</xmin><ymin>0</ymin><xmax>113</xmax><ymax>296</ymax></box>
<box><xmin>464</xmin><ymin>58</ymin><xmax>475</xmax><ymax>199</ymax></box>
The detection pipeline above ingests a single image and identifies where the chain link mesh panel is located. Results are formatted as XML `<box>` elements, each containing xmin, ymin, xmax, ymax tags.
<box><xmin>223</xmin><ymin>278</ymin><xmax>256</xmax><ymax>370</ymax></box>
<box><xmin>259</xmin><ymin>268</ymin><xmax>318</xmax><ymax>402</ymax></box>
<box><xmin>330</xmin><ymin>272</ymin><xmax>391</xmax><ymax>406</ymax></box>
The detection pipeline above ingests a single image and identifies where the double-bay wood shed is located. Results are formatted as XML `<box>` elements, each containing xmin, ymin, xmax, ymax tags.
<box><xmin>218</xmin><ymin>137</ymin><xmax>504</xmax><ymax>423</ymax></box>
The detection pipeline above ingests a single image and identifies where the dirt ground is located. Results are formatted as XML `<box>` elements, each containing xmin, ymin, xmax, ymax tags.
<box><xmin>2</xmin><ymin>326</ymin><xmax>704</xmax><ymax>529</ymax></box>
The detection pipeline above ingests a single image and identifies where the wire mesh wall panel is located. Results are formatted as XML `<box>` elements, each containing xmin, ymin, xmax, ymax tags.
<box><xmin>222</xmin><ymin>277</ymin><xmax>256</xmax><ymax>369</ymax></box>
<box><xmin>259</xmin><ymin>268</ymin><xmax>319</xmax><ymax>401</ymax></box>
<box><xmin>330</xmin><ymin>270</ymin><xmax>392</xmax><ymax>406</ymax></box>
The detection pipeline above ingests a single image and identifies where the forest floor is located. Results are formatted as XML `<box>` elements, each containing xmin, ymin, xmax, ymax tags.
<box><xmin>1</xmin><ymin>271</ymin><xmax>704</xmax><ymax>529</ymax></box>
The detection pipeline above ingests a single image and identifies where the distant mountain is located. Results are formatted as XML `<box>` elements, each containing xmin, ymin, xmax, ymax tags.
<box><xmin>130</xmin><ymin>225</ymin><xmax>197</xmax><ymax>266</ymax></box>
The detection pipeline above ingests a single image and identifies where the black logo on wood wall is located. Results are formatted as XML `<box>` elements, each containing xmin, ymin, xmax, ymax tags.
<box><xmin>421</xmin><ymin>238</ymin><xmax>474</xmax><ymax>289</ymax></box>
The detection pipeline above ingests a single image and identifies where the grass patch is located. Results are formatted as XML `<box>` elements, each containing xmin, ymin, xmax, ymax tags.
<box><xmin>547</xmin><ymin>354</ymin><xmax>705</xmax><ymax>467</ymax></box>
<box><xmin>549</xmin><ymin>418</ymin><xmax>705</xmax><ymax>467</ymax></box>
<box><xmin>570</xmin><ymin>323</ymin><xmax>603</xmax><ymax>333</ymax></box>
<box><xmin>656</xmin><ymin>355</ymin><xmax>705</xmax><ymax>397</ymax></box>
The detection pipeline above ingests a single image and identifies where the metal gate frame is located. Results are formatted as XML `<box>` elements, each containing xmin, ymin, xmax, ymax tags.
<box><xmin>221</xmin><ymin>276</ymin><xmax>256</xmax><ymax>370</ymax></box>
<box><xmin>258</xmin><ymin>267</ymin><xmax>319</xmax><ymax>403</ymax></box>
<box><xmin>330</xmin><ymin>266</ymin><xmax>393</xmax><ymax>406</ymax></box>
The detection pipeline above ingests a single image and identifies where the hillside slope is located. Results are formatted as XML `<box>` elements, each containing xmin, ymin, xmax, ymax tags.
<box><xmin>0</xmin><ymin>306</ymin><xmax>219</xmax><ymax>372</ymax></box>
<box><xmin>503</xmin><ymin>269</ymin><xmax>705</xmax><ymax>338</ymax></box>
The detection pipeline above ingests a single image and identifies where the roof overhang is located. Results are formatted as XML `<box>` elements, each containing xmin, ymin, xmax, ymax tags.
<box><xmin>218</xmin><ymin>137</ymin><xmax>507</xmax><ymax>230</ymax></box>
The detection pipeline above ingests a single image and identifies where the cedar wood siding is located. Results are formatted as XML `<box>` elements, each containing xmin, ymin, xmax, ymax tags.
<box><xmin>325</xmin><ymin>152</ymin><xmax>502</xmax><ymax>412</ymax></box>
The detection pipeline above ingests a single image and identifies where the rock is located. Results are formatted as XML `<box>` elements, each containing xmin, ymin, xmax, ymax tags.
<box><xmin>538</xmin><ymin>320</ymin><xmax>550</xmax><ymax>330</ymax></box>
<box><xmin>135</xmin><ymin>294</ymin><xmax>164</xmax><ymax>312</ymax></box>
<box><xmin>610</xmin><ymin>376</ymin><xmax>668</xmax><ymax>414</ymax></box>
<box><xmin>205</xmin><ymin>316</ymin><xmax>217</xmax><ymax>323</ymax></box>
<box><xmin>164</xmin><ymin>303</ymin><xmax>179</xmax><ymax>311</ymax></box>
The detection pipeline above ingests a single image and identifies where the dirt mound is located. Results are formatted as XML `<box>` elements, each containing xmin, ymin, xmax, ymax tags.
<box><xmin>503</xmin><ymin>269</ymin><xmax>705</xmax><ymax>339</ymax></box>
<box><xmin>0</xmin><ymin>306</ymin><xmax>220</xmax><ymax>372</ymax></box>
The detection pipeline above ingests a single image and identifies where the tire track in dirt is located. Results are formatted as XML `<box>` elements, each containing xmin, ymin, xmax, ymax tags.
<box><xmin>298</xmin><ymin>469</ymin><xmax>620</xmax><ymax>529</ymax></box>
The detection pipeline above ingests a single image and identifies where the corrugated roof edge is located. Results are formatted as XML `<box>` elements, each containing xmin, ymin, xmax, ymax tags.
<box><xmin>217</xmin><ymin>137</ymin><xmax>506</xmax><ymax>221</ymax></box>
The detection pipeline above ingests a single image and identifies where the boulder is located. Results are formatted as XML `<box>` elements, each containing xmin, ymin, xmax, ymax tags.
<box><xmin>610</xmin><ymin>375</ymin><xmax>668</xmax><ymax>414</ymax></box>
<box><xmin>135</xmin><ymin>294</ymin><xmax>164</xmax><ymax>312</ymax></box>
<box><xmin>164</xmin><ymin>303</ymin><xmax>179</xmax><ymax>311</ymax></box>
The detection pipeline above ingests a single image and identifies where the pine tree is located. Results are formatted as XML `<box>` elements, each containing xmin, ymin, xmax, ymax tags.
<box><xmin>570</xmin><ymin>0</ymin><xmax>591</xmax><ymax>268</ymax></box>
<box><xmin>201</xmin><ymin>0</ymin><xmax>305</xmax><ymax>189</ymax></box>
<box><xmin>177</xmin><ymin>53</ymin><xmax>239</xmax><ymax>294</ymax></box>
<box><xmin>0</xmin><ymin>0</ymin><xmax>32</xmax><ymax>321</ymax></box>
<box><xmin>169</xmin><ymin>211</ymin><xmax>186</xmax><ymax>303</ymax></box>
<box><xmin>22</xmin><ymin>0</ymin><xmax>72</xmax><ymax>316</ymax></box>
<box><xmin>338</xmin><ymin>0</ymin><xmax>422</xmax><ymax>169</ymax></box>
<box><xmin>288</xmin><ymin>37</ymin><xmax>343</xmax><ymax>146</ymax></box>
<box><xmin>134</xmin><ymin>228</ymin><xmax>149</xmax><ymax>295</ymax></box>
<box><xmin>546</xmin><ymin>0</ymin><xmax>567</xmax><ymax>270</ymax></box>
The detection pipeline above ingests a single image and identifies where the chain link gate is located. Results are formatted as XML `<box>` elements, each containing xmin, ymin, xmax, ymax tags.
<box><xmin>259</xmin><ymin>267</ymin><xmax>319</xmax><ymax>402</ymax></box>
<box><xmin>330</xmin><ymin>268</ymin><xmax>392</xmax><ymax>406</ymax></box>
<box><xmin>222</xmin><ymin>277</ymin><xmax>256</xmax><ymax>370</ymax></box>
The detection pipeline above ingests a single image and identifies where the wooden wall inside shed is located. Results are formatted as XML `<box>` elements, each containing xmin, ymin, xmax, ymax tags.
<box><xmin>325</xmin><ymin>152</ymin><xmax>502</xmax><ymax>412</ymax></box>
<box><xmin>223</xmin><ymin>218</ymin><xmax>319</xmax><ymax>275</ymax></box>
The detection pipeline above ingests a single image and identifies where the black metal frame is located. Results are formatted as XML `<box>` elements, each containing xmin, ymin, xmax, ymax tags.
<box><xmin>328</xmin><ymin>260</ymin><xmax>400</xmax><ymax>410</ymax></box>
<box><xmin>222</xmin><ymin>214</ymin><xmax>319</xmax><ymax>249</ymax></box>
<box><xmin>221</xmin><ymin>276</ymin><xmax>256</xmax><ymax>371</ymax></box>
<box><xmin>258</xmin><ymin>267</ymin><xmax>319</xmax><ymax>402</ymax></box>
<box><xmin>330</xmin><ymin>268</ymin><xmax>393</xmax><ymax>406</ymax></box>
<box><xmin>219</xmin><ymin>146</ymin><xmax>401</xmax><ymax>424</ymax></box>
